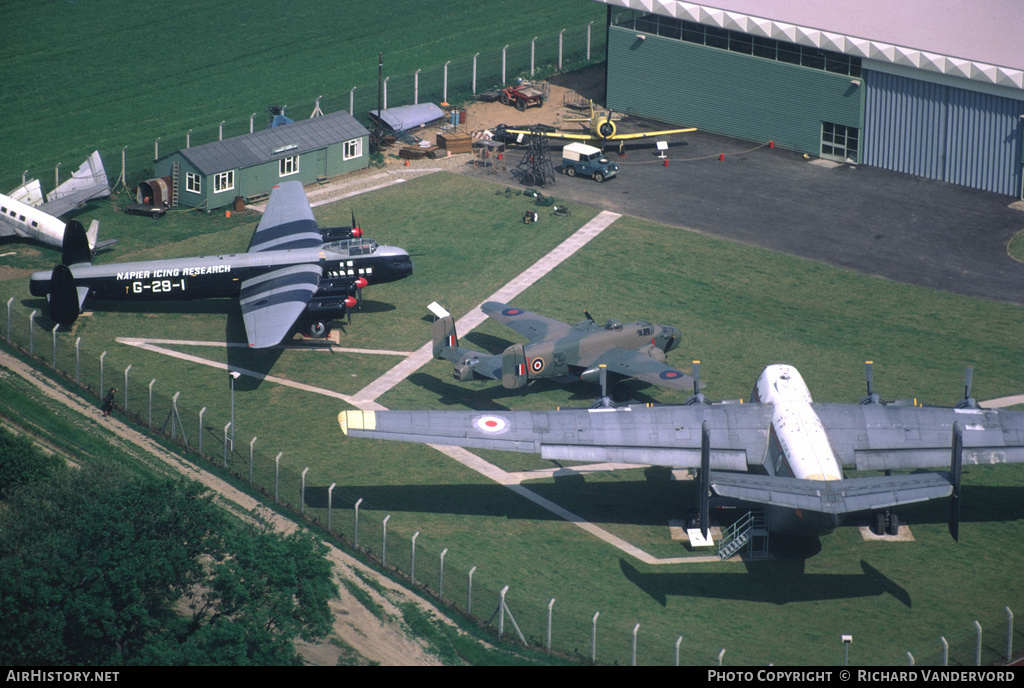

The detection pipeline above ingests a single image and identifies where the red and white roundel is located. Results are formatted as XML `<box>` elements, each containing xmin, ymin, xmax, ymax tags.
<box><xmin>474</xmin><ymin>415</ymin><xmax>510</xmax><ymax>434</ymax></box>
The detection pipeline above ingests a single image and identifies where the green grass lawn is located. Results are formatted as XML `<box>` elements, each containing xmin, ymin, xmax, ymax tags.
<box><xmin>3</xmin><ymin>170</ymin><xmax>1022</xmax><ymax>665</ymax></box>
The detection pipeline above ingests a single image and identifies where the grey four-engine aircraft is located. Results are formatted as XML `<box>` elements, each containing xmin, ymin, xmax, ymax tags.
<box><xmin>29</xmin><ymin>180</ymin><xmax>413</xmax><ymax>348</ymax></box>
<box><xmin>433</xmin><ymin>302</ymin><xmax>694</xmax><ymax>401</ymax></box>
<box><xmin>340</xmin><ymin>363</ymin><xmax>1024</xmax><ymax>539</ymax></box>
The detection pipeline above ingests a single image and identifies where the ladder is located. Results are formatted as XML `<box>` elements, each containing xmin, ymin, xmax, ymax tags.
<box><xmin>171</xmin><ymin>161</ymin><xmax>179</xmax><ymax>208</ymax></box>
<box><xmin>717</xmin><ymin>511</ymin><xmax>769</xmax><ymax>560</ymax></box>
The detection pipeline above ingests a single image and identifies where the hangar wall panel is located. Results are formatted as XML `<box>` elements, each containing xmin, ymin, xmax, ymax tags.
<box><xmin>863</xmin><ymin>71</ymin><xmax>1024</xmax><ymax>197</ymax></box>
<box><xmin>606</xmin><ymin>25</ymin><xmax>863</xmax><ymax>157</ymax></box>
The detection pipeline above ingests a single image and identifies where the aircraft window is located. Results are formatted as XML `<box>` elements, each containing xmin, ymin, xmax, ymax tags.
<box><xmin>18</xmin><ymin>215</ymin><xmax>25</xmax><ymax>222</ymax></box>
<box><xmin>31</xmin><ymin>221</ymin><xmax>38</xmax><ymax>228</ymax></box>
<box><xmin>639</xmin><ymin>327</ymin><xmax>653</xmax><ymax>336</ymax></box>
<box><xmin>1</xmin><ymin>207</ymin><xmax>6</xmax><ymax>213</ymax></box>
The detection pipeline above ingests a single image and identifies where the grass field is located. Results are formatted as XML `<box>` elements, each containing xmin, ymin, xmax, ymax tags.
<box><xmin>4</xmin><ymin>0</ymin><xmax>1024</xmax><ymax>667</ymax></box>
<box><xmin>3</xmin><ymin>171</ymin><xmax>1023</xmax><ymax>665</ymax></box>
<box><xmin>1</xmin><ymin>0</ymin><xmax>605</xmax><ymax>190</ymax></box>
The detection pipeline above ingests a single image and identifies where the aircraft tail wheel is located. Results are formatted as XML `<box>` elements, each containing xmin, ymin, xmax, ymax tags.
<box><xmin>307</xmin><ymin>322</ymin><xmax>329</xmax><ymax>338</ymax></box>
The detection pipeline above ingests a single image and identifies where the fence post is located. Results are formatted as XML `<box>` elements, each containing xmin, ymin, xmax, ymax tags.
<box><xmin>327</xmin><ymin>483</ymin><xmax>336</xmax><ymax>532</ymax></box>
<box><xmin>547</xmin><ymin>598</ymin><xmax>555</xmax><ymax>651</ymax></box>
<box><xmin>443</xmin><ymin>61</ymin><xmax>450</xmax><ymax>103</ymax></box>
<box><xmin>941</xmin><ymin>636</ymin><xmax>948</xmax><ymax>666</ymax></box>
<box><xmin>468</xmin><ymin>566</ymin><xmax>476</xmax><ymax>615</ymax></box>
<box><xmin>382</xmin><ymin>514</ymin><xmax>390</xmax><ymax>565</ymax></box>
<box><xmin>275</xmin><ymin>452</ymin><xmax>282</xmax><ymax>503</ymax></box>
<box><xmin>301</xmin><ymin>467</ymin><xmax>309</xmax><ymax>515</ymax></box>
<box><xmin>499</xmin><ymin>586</ymin><xmax>508</xmax><ymax>637</ymax></box>
<box><xmin>51</xmin><ymin>324</ymin><xmax>59</xmax><ymax>368</ymax></box>
<box><xmin>148</xmin><ymin>379</ymin><xmax>155</xmax><ymax>428</ymax></box>
<box><xmin>675</xmin><ymin>636</ymin><xmax>683</xmax><ymax>666</ymax></box>
<box><xmin>472</xmin><ymin>53</ymin><xmax>479</xmax><ymax>93</ymax></box>
<box><xmin>223</xmin><ymin>423</ymin><xmax>231</xmax><ymax>467</ymax></box>
<box><xmin>29</xmin><ymin>310</ymin><xmax>36</xmax><ymax>356</ymax></box>
<box><xmin>249</xmin><ymin>436</ymin><xmax>257</xmax><ymax>484</ymax></box>
<box><xmin>414</xmin><ymin>69</ymin><xmax>420</xmax><ymax>105</ymax></box>
<box><xmin>559</xmin><ymin>29</ymin><xmax>565</xmax><ymax>69</ymax></box>
<box><xmin>974</xmin><ymin>620</ymin><xmax>982</xmax><ymax>666</ymax></box>
<box><xmin>439</xmin><ymin>548</ymin><xmax>448</xmax><ymax>600</ymax></box>
<box><xmin>6</xmin><ymin>297</ymin><xmax>12</xmax><ymax>343</ymax></box>
<box><xmin>75</xmin><ymin>337</ymin><xmax>81</xmax><ymax>383</ymax></box>
<box><xmin>531</xmin><ymin>37</ymin><xmax>537</xmax><ymax>75</ymax></box>
<box><xmin>124</xmin><ymin>364</ymin><xmax>131</xmax><ymax>411</ymax></box>
<box><xmin>587</xmin><ymin>21</ymin><xmax>593</xmax><ymax>61</ymax></box>
<box><xmin>631</xmin><ymin>623</ymin><xmax>640</xmax><ymax>666</ymax></box>
<box><xmin>1007</xmin><ymin>607</ymin><xmax>1014</xmax><ymax>663</ymax></box>
<box><xmin>198</xmin><ymin>407</ymin><xmax>206</xmax><ymax>455</ymax></box>
<box><xmin>100</xmin><ymin>351</ymin><xmax>106</xmax><ymax>395</ymax></box>
<box><xmin>411</xmin><ymin>531</ymin><xmax>419</xmax><ymax>583</ymax></box>
<box><xmin>591</xmin><ymin>612</ymin><xmax>600</xmax><ymax>663</ymax></box>
<box><xmin>501</xmin><ymin>45</ymin><xmax>508</xmax><ymax>85</ymax></box>
<box><xmin>349</xmin><ymin>87</ymin><xmax>356</xmax><ymax>116</ymax></box>
<box><xmin>354</xmin><ymin>497</ymin><xmax>362</xmax><ymax>547</ymax></box>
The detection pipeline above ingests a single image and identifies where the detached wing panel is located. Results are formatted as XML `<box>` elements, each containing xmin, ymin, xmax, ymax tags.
<box><xmin>341</xmin><ymin>404</ymin><xmax>772</xmax><ymax>471</ymax></box>
<box><xmin>813</xmin><ymin>403</ymin><xmax>1024</xmax><ymax>470</ymax></box>
<box><xmin>240</xmin><ymin>264</ymin><xmax>321</xmax><ymax>348</ymax></box>
<box><xmin>481</xmin><ymin>301</ymin><xmax>573</xmax><ymax>341</ymax></box>
<box><xmin>248</xmin><ymin>181</ymin><xmax>323</xmax><ymax>253</ymax></box>
<box><xmin>583</xmin><ymin>346</ymin><xmax>695</xmax><ymax>391</ymax></box>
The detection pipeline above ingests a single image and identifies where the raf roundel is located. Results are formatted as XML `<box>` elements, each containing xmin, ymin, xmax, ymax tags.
<box><xmin>660</xmin><ymin>369</ymin><xmax>684</xmax><ymax>380</ymax></box>
<box><xmin>501</xmin><ymin>308</ymin><xmax>524</xmax><ymax>317</ymax></box>
<box><xmin>474</xmin><ymin>415</ymin><xmax>511</xmax><ymax>434</ymax></box>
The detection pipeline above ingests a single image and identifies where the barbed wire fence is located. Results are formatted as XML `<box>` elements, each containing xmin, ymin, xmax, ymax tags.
<box><xmin>5</xmin><ymin>296</ymin><xmax>1022</xmax><ymax>666</ymax></box>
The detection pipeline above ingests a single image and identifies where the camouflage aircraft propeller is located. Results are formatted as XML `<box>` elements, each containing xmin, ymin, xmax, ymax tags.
<box><xmin>433</xmin><ymin>301</ymin><xmax>696</xmax><ymax>402</ymax></box>
<box><xmin>29</xmin><ymin>181</ymin><xmax>413</xmax><ymax>347</ymax></box>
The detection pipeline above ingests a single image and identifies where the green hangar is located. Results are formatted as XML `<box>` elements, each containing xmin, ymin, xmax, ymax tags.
<box><xmin>596</xmin><ymin>0</ymin><xmax>1024</xmax><ymax>198</ymax></box>
<box><xmin>154</xmin><ymin>110</ymin><xmax>370</xmax><ymax>210</ymax></box>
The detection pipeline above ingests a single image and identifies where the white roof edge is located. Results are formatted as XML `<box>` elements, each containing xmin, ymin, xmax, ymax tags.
<box><xmin>602</xmin><ymin>0</ymin><xmax>1024</xmax><ymax>91</ymax></box>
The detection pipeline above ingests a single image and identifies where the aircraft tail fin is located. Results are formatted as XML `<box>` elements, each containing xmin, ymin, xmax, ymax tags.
<box><xmin>501</xmin><ymin>343</ymin><xmax>528</xmax><ymax>389</ymax></box>
<box><xmin>432</xmin><ymin>315</ymin><xmax>459</xmax><ymax>359</ymax></box>
<box><xmin>49</xmin><ymin>264</ymin><xmax>81</xmax><ymax>326</ymax></box>
<box><xmin>61</xmin><ymin>220</ymin><xmax>92</xmax><ymax>267</ymax></box>
<box><xmin>85</xmin><ymin>219</ymin><xmax>99</xmax><ymax>251</ymax></box>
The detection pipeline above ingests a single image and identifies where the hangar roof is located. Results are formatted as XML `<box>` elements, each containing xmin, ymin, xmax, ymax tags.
<box><xmin>174</xmin><ymin>109</ymin><xmax>370</xmax><ymax>176</ymax></box>
<box><xmin>598</xmin><ymin>0</ymin><xmax>1024</xmax><ymax>90</ymax></box>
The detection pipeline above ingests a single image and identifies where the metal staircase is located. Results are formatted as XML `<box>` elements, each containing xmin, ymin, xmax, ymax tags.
<box><xmin>717</xmin><ymin>511</ymin><xmax>770</xmax><ymax>560</ymax></box>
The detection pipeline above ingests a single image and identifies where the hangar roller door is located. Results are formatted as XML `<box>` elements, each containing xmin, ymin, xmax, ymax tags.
<box><xmin>863</xmin><ymin>71</ymin><xmax>1024</xmax><ymax>197</ymax></box>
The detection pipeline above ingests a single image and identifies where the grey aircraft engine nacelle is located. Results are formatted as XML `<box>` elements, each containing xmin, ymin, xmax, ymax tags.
<box><xmin>638</xmin><ymin>342</ymin><xmax>668</xmax><ymax>363</ymax></box>
<box><xmin>453</xmin><ymin>354</ymin><xmax>480</xmax><ymax>381</ymax></box>
<box><xmin>501</xmin><ymin>343</ymin><xmax>528</xmax><ymax>389</ymax></box>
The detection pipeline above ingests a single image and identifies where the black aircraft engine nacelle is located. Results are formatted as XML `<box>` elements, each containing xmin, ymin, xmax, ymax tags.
<box><xmin>49</xmin><ymin>264</ymin><xmax>81</xmax><ymax>326</ymax></box>
<box><xmin>305</xmin><ymin>295</ymin><xmax>356</xmax><ymax>320</ymax></box>
<box><xmin>315</xmin><ymin>276</ymin><xmax>368</xmax><ymax>297</ymax></box>
<box><xmin>319</xmin><ymin>226</ymin><xmax>363</xmax><ymax>242</ymax></box>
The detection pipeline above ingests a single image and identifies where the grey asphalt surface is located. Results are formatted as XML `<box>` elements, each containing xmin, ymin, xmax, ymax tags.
<box><xmin>455</xmin><ymin>130</ymin><xmax>1024</xmax><ymax>305</ymax></box>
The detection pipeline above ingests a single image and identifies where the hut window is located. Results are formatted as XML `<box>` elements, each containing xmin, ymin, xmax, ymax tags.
<box><xmin>186</xmin><ymin>173</ymin><xmax>201</xmax><ymax>194</ymax></box>
<box><xmin>279</xmin><ymin>155</ymin><xmax>299</xmax><ymax>177</ymax></box>
<box><xmin>343</xmin><ymin>138</ymin><xmax>362</xmax><ymax>161</ymax></box>
<box><xmin>214</xmin><ymin>171</ymin><xmax>235</xmax><ymax>194</ymax></box>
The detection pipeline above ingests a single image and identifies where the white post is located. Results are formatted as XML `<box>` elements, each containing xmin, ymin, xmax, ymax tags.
<box><xmin>148</xmin><ymin>378</ymin><xmax>155</xmax><ymax>427</ymax></box>
<box><xmin>383</xmin><ymin>77</ymin><xmax>389</xmax><ymax>110</ymax></box>
<box><xmin>531</xmin><ymin>37</ymin><xmax>537</xmax><ymax>75</ymax></box>
<box><xmin>631</xmin><ymin>623</ymin><xmax>640</xmax><ymax>666</ymax></box>
<box><xmin>591</xmin><ymin>612</ymin><xmax>600</xmax><ymax>662</ymax></box>
<box><xmin>439</xmin><ymin>548</ymin><xmax>448</xmax><ymax>599</ymax></box>
<box><xmin>328</xmin><ymin>483</ymin><xmax>336</xmax><ymax>531</ymax></box>
<box><xmin>198</xmin><ymin>407</ymin><xmax>205</xmax><ymax>456</ymax></box>
<box><xmin>382</xmin><ymin>514</ymin><xmax>390</xmax><ymax>564</ymax></box>
<box><xmin>349</xmin><ymin>87</ymin><xmax>356</xmax><ymax>116</ymax></box>
<box><xmin>546</xmin><ymin>599</ymin><xmax>555</xmax><ymax>650</ymax></box>
<box><xmin>411</xmin><ymin>531</ymin><xmax>420</xmax><ymax>582</ymax></box>
<box><xmin>414</xmin><ymin>69</ymin><xmax>421</xmax><ymax>105</ymax></box>
<box><xmin>588</xmin><ymin>21</ymin><xmax>593</xmax><ymax>61</ymax></box>
<box><xmin>219</xmin><ymin>121</ymin><xmax>225</xmax><ymax>141</ymax></box>
<box><xmin>675</xmin><ymin>636</ymin><xmax>683</xmax><ymax>666</ymax></box>
<box><xmin>274</xmin><ymin>452</ymin><xmax>282</xmax><ymax>503</ymax></box>
<box><xmin>249</xmin><ymin>436</ymin><xmax>257</xmax><ymax>484</ymax></box>
<box><xmin>559</xmin><ymin>29</ymin><xmax>565</xmax><ymax>69</ymax></box>
<box><xmin>123</xmin><ymin>365</ymin><xmax>131</xmax><ymax>410</ymax></box>
<box><xmin>502</xmin><ymin>45</ymin><xmax>508</xmax><ymax>85</ymax></box>
<box><xmin>443</xmin><ymin>61</ymin><xmax>450</xmax><ymax>103</ymax></box>
<box><xmin>468</xmin><ymin>566</ymin><xmax>476</xmax><ymax>614</ymax></box>
<box><xmin>301</xmin><ymin>467</ymin><xmax>309</xmax><ymax>514</ymax></box>
<box><xmin>250</xmin><ymin>113</ymin><xmax>256</xmax><ymax>133</ymax></box>
<box><xmin>186</xmin><ymin>129</ymin><xmax>192</xmax><ymax>148</ymax></box>
<box><xmin>154</xmin><ymin>138</ymin><xmax>159</xmax><ymax>161</ymax></box>
<box><xmin>354</xmin><ymin>498</ymin><xmax>363</xmax><ymax>547</ymax></box>
<box><xmin>472</xmin><ymin>53</ymin><xmax>479</xmax><ymax>93</ymax></box>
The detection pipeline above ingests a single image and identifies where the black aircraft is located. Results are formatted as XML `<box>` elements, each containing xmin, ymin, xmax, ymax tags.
<box><xmin>29</xmin><ymin>181</ymin><xmax>413</xmax><ymax>347</ymax></box>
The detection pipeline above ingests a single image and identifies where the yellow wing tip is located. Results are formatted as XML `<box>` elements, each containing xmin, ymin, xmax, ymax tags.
<box><xmin>338</xmin><ymin>410</ymin><xmax>376</xmax><ymax>435</ymax></box>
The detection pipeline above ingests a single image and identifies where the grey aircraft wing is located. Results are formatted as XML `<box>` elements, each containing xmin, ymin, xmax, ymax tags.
<box><xmin>811</xmin><ymin>402</ymin><xmax>1024</xmax><ymax>471</ymax></box>
<box><xmin>238</xmin><ymin>181</ymin><xmax>325</xmax><ymax>348</ymax></box>
<box><xmin>580</xmin><ymin>346</ymin><xmax>696</xmax><ymax>391</ymax></box>
<box><xmin>481</xmin><ymin>301</ymin><xmax>573</xmax><ymax>342</ymax></box>
<box><xmin>340</xmin><ymin>403</ymin><xmax>774</xmax><ymax>471</ymax></box>
<box><xmin>247</xmin><ymin>180</ymin><xmax>324</xmax><ymax>252</ymax></box>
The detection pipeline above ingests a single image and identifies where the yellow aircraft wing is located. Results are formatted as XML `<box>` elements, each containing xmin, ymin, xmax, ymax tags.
<box><xmin>610</xmin><ymin>127</ymin><xmax>696</xmax><ymax>140</ymax></box>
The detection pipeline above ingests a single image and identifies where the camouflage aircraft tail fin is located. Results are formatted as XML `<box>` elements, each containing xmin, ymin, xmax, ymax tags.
<box><xmin>501</xmin><ymin>343</ymin><xmax>528</xmax><ymax>389</ymax></box>
<box><xmin>432</xmin><ymin>315</ymin><xmax>459</xmax><ymax>359</ymax></box>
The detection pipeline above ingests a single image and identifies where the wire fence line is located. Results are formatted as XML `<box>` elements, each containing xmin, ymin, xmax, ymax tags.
<box><xmin>122</xmin><ymin>22</ymin><xmax>605</xmax><ymax>191</ymax></box>
<box><xmin>5</xmin><ymin>298</ymin><xmax>1023</xmax><ymax>666</ymax></box>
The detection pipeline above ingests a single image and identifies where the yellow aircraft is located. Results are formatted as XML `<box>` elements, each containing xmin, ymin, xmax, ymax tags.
<box><xmin>504</xmin><ymin>101</ymin><xmax>696</xmax><ymax>152</ymax></box>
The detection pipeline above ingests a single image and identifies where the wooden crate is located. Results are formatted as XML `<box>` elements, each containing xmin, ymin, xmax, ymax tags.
<box><xmin>437</xmin><ymin>132</ymin><xmax>473</xmax><ymax>154</ymax></box>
